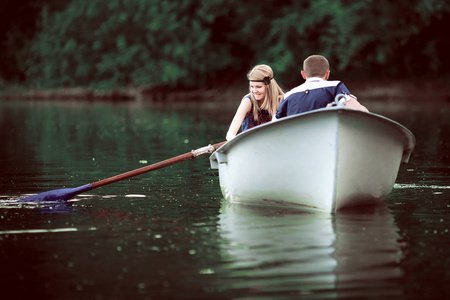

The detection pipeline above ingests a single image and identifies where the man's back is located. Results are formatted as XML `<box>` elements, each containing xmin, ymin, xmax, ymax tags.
<box><xmin>276</xmin><ymin>77</ymin><xmax>350</xmax><ymax>118</ymax></box>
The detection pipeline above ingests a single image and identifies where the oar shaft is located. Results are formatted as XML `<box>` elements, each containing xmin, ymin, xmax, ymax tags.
<box><xmin>91</xmin><ymin>141</ymin><xmax>225</xmax><ymax>189</ymax></box>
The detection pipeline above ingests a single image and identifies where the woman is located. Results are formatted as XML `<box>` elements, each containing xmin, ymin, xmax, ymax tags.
<box><xmin>226</xmin><ymin>64</ymin><xmax>284</xmax><ymax>141</ymax></box>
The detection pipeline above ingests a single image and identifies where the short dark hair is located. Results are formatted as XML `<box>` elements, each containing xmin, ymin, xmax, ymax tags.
<box><xmin>303</xmin><ymin>55</ymin><xmax>329</xmax><ymax>78</ymax></box>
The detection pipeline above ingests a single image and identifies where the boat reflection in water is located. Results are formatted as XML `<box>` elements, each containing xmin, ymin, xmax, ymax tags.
<box><xmin>217</xmin><ymin>201</ymin><xmax>404</xmax><ymax>298</ymax></box>
<box><xmin>331</xmin><ymin>204</ymin><xmax>405</xmax><ymax>298</ymax></box>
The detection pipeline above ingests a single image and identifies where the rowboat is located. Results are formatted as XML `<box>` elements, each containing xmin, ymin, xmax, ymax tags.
<box><xmin>210</xmin><ymin>103</ymin><xmax>415</xmax><ymax>213</ymax></box>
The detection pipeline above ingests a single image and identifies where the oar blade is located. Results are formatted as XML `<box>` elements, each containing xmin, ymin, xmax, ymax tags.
<box><xmin>17</xmin><ymin>141</ymin><xmax>226</xmax><ymax>203</ymax></box>
<box><xmin>17</xmin><ymin>184</ymin><xmax>93</xmax><ymax>203</ymax></box>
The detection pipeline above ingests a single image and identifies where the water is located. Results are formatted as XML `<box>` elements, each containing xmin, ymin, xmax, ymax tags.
<box><xmin>0</xmin><ymin>98</ymin><xmax>449</xmax><ymax>299</ymax></box>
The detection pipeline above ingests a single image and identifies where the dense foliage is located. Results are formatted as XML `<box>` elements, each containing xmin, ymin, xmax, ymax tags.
<box><xmin>2</xmin><ymin>0</ymin><xmax>450</xmax><ymax>89</ymax></box>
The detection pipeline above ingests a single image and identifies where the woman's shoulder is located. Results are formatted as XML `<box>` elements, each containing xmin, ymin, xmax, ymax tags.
<box><xmin>236</xmin><ymin>94</ymin><xmax>252</xmax><ymax>112</ymax></box>
<box><xmin>243</xmin><ymin>93</ymin><xmax>252</xmax><ymax>100</ymax></box>
<box><xmin>241</xmin><ymin>94</ymin><xmax>252</xmax><ymax>105</ymax></box>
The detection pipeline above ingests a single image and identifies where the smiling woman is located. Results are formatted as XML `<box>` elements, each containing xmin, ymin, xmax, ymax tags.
<box><xmin>225</xmin><ymin>64</ymin><xmax>284</xmax><ymax>141</ymax></box>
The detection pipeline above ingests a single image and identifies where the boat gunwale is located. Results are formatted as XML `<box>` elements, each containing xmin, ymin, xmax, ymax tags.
<box><xmin>212</xmin><ymin>107</ymin><xmax>416</xmax><ymax>163</ymax></box>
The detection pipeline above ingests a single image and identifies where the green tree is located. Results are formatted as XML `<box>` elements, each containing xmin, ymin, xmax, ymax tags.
<box><xmin>0</xmin><ymin>0</ymin><xmax>69</xmax><ymax>83</ymax></box>
<box><xmin>23</xmin><ymin>0</ymin><xmax>234</xmax><ymax>89</ymax></box>
<box><xmin>221</xmin><ymin>0</ymin><xmax>450</xmax><ymax>84</ymax></box>
<box><xmin>16</xmin><ymin>0</ymin><xmax>450</xmax><ymax>90</ymax></box>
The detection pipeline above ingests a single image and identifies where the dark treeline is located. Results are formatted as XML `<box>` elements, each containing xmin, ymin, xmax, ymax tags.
<box><xmin>1</xmin><ymin>0</ymin><xmax>449</xmax><ymax>91</ymax></box>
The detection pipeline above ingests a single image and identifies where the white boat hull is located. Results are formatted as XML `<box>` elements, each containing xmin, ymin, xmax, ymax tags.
<box><xmin>210</xmin><ymin>107</ymin><xmax>415</xmax><ymax>213</ymax></box>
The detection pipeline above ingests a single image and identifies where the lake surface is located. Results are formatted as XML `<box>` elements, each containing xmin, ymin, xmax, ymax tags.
<box><xmin>0</xmin><ymin>97</ymin><xmax>449</xmax><ymax>299</ymax></box>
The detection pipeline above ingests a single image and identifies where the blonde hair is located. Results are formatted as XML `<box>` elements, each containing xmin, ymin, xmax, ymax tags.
<box><xmin>303</xmin><ymin>55</ymin><xmax>329</xmax><ymax>78</ymax></box>
<box><xmin>247</xmin><ymin>64</ymin><xmax>284</xmax><ymax>121</ymax></box>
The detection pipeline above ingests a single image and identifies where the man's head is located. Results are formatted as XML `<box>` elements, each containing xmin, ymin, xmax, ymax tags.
<box><xmin>301</xmin><ymin>55</ymin><xmax>330</xmax><ymax>80</ymax></box>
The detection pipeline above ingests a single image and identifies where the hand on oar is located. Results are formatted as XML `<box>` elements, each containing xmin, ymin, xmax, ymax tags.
<box><xmin>18</xmin><ymin>142</ymin><xmax>226</xmax><ymax>203</ymax></box>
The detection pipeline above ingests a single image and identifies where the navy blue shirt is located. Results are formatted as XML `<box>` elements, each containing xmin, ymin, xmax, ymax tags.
<box><xmin>241</xmin><ymin>95</ymin><xmax>272</xmax><ymax>132</ymax></box>
<box><xmin>276</xmin><ymin>78</ymin><xmax>351</xmax><ymax>118</ymax></box>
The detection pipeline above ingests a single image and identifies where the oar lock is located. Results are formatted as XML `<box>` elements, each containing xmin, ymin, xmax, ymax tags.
<box><xmin>334</xmin><ymin>94</ymin><xmax>351</xmax><ymax>107</ymax></box>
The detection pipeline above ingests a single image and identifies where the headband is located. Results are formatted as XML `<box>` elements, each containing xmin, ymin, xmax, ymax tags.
<box><xmin>250</xmin><ymin>76</ymin><xmax>273</xmax><ymax>85</ymax></box>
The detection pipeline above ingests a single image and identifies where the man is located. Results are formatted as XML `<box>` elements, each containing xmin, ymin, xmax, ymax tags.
<box><xmin>276</xmin><ymin>55</ymin><xmax>368</xmax><ymax>119</ymax></box>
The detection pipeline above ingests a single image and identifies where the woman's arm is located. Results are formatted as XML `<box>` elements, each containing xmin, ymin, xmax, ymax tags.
<box><xmin>226</xmin><ymin>97</ymin><xmax>252</xmax><ymax>141</ymax></box>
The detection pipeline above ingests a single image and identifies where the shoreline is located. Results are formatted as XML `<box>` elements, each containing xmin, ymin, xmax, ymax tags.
<box><xmin>1</xmin><ymin>80</ymin><xmax>449</xmax><ymax>103</ymax></box>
